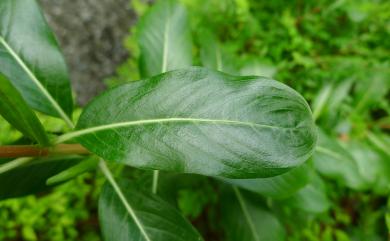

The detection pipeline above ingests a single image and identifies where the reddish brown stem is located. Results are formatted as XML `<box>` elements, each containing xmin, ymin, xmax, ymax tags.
<box><xmin>0</xmin><ymin>144</ymin><xmax>90</xmax><ymax>158</ymax></box>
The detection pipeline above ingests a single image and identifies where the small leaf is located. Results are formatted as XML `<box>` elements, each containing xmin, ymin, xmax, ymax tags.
<box><xmin>99</xmin><ymin>178</ymin><xmax>203</xmax><ymax>241</ymax></box>
<box><xmin>311</xmin><ymin>84</ymin><xmax>332</xmax><ymax>121</ymax></box>
<box><xmin>68</xmin><ymin>67</ymin><xmax>317</xmax><ymax>178</ymax></box>
<box><xmin>0</xmin><ymin>0</ymin><xmax>73</xmax><ymax>125</ymax></box>
<box><xmin>222</xmin><ymin>163</ymin><xmax>310</xmax><ymax>199</ymax></box>
<box><xmin>138</xmin><ymin>0</ymin><xmax>192</xmax><ymax>77</ymax></box>
<box><xmin>221</xmin><ymin>187</ymin><xmax>285</xmax><ymax>241</ymax></box>
<box><xmin>0</xmin><ymin>156</ymin><xmax>81</xmax><ymax>200</ymax></box>
<box><xmin>0</xmin><ymin>74</ymin><xmax>49</xmax><ymax>146</ymax></box>
<box><xmin>46</xmin><ymin>156</ymin><xmax>98</xmax><ymax>185</ymax></box>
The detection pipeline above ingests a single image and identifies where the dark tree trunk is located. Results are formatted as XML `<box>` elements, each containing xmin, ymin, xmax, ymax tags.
<box><xmin>39</xmin><ymin>0</ymin><xmax>137</xmax><ymax>105</ymax></box>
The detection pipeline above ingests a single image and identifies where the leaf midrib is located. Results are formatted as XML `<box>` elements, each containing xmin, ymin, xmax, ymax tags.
<box><xmin>315</xmin><ymin>146</ymin><xmax>350</xmax><ymax>163</ymax></box>
<box><xmin>0</xmin><ymin>36</ymin><xmax>74</xmax><ymax>128</ymax></box>
<box><xmin>161</xmin><ymin>12</ymin><xmax>170</xmax><ymax>73</ymax></box>
<box><xmin>233</xmin><ymin>187</ymin><xmax>260</xmax><ymax>241</ymax></box>
<box><xmin>99</xmin><ymin>160</ymin><xmax>152</xmax><ymax>241</ymax></box>
<box><xmin>56</xmin><ymin>117</ymin><xmax>298</xmax><ymax>144</ymax></box>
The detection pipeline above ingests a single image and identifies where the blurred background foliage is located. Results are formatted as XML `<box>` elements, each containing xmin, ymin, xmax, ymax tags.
<box><xmin>0</xmin><ymin>0</ymin><xmax>389</xmax><ymax>240</ymax></box>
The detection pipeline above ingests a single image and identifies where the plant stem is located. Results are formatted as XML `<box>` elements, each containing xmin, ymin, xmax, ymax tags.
<box><xmin>0</xmin><ymin>144</ymin><xmax>89</xmax><ymax>158</ymax></box>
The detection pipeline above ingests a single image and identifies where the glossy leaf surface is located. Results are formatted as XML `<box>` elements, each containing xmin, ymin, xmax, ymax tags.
<box><xmin>138</xmin><ymin>0</ymin><xmax>192</xmax><ymax>77</ymax></box>
<box><xmin>0</xmin><ymin>0</ymin><xmax>73</xmax><ymax>123</ymax></box>
<box><xmin>222</xmin><ymin>163</ymin><xmax>309</xmax><ymax>199</ymax></box>
<box><xmin>0</xmin><ymin>156</ymin><xmax>81</xmax><ymax>200</ymax></box>
<box><xmin>0</xmin><ymin>74</ymin><xmax>49</xmax><ymax>145</ymax></box>
<box><xmin>221</xmin><ymin>187</ymin><xmax>285</xmax><ymax>241</ymax></box>
<box><xmin>73</xmin><ymin>67</ymin><xmax>317</xmax><ymax>178</ymax></box>
<box><xmin>99</xmin><ymin>179</ymin><xmax>203</xmax><ymax>241</ymax></box>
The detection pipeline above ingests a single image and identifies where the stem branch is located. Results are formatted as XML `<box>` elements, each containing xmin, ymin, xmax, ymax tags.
<box><xmin>0</xmin><ymin>144</ymin><xmax>89</xmax><ymax>158</ymax></box>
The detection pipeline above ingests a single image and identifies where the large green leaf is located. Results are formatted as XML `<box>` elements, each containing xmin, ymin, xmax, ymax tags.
<box><xmin>313</xmin><ymin>130</ymin><xmax>368</xmax><ymax>190</ymax></box>
<box><xmin>62</xmin><ymin>67</ymin><xmax>316</xmax><ymax>178</ymax></box>
<box><xmin>315</xmin><ymin>130</ymin><xmax>390</xmax><ymax>193</ymax></box>
<box><xmin>222</xmin><ymin>163</ymin><xmax>310</xmax><ymax>199</ymax></box>
<box><xmin>0</xmin><ymin>74</ymin><xmax>49</xmax><ymax>145</ymax></box>
<box><xmin>279</xmin><ymin>172</ymin><xmax>330</xmax><ymax>213</ymax></box>
<box><xmin>0</xmin><ymin>0</ymin><xmax>73</xmax><ymax>125</ymax></box>
<box><xmin>0</xmin><ymin>156</ymin><xmax>81</xmax><ymax>200</ymax></box>
<box><xmin>99</xmin><ymin>178</ymin><xmax>203</xmax><ymax>241</ymax></box>
<box><xmin>347</xmin><ymin>140</ymin><xmax>390</xmax><ymax>195</ymax></box>
<box><xmin>221</xmin><ymin>187</ymin><xmax>285</xmax><ymax>241</ymax></box>
<box><xmin>138</xmin><ymin>0</ymin><xmax>192</xmax><ymax>77</ymax></box>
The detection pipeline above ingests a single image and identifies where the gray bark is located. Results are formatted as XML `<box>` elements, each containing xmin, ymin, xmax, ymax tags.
<box><xmin>39</xmin><ymin>0</ymin><xmax>137</xmax><ymax>105</ymax></box>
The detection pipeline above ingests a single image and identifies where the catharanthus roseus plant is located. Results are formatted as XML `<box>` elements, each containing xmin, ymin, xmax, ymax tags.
<box><xmin>0</xmin><ymin>0</ymin><xmax>318</xmax><ymax>240</ymax></box>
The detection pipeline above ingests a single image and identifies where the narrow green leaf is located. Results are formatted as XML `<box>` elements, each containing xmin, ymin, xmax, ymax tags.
<box><xmin>326</xmin><ymin>79</ymin><xmax>354</xmax><ymax>113</ymax></box>
<box><xmin>221</xmin><ymin>187</ymin><xmax>285</xmax><ymax>241</ymax></box>
<box><xmin>311</xmin><ymin>84</ymin><xmax>332</xmax><ymax>121</ymax></box>
<box><xmin>0</xmin><ymin>74</ymin><xmax>49</xmax><ymax>146</ymax></box>
<box><xmin>65</xmin><ymin>67</ymin><xmax>316</xmax><ymax>178</ymax></box>
<box><xmin>0</xmin><ymin>0</ymin><xmax>73</xmax><ymax>126</ymax></box>
<box><xmin>138</xmin><ymin>0</ymin><xmax>192</xmax><ymax>77</ymax></box>
<box><xmin>98</xmin><ymin>174</ymin><xmax>203</xmax><ymax>241</ymax></box>
<box><xmin>0</xmin><ymin>156</ymin><xmax>81</xmax><ymax>200</ymax></box>
<box><xmin>222</xmin><ymin>163</ymin><xmax>310</xmax><ymax>199</ymax></box>
<box><xmin>46</xmin><ymin>156</ymin><xmax>98</xmax><ymax>185</ymax></box>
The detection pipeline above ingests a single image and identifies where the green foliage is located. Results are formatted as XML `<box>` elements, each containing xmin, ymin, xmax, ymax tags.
<box><xmin>0</xmin><ymin>0</ymin><xmax>73</xmax><ymax>122</ymax></box>
<box><xmin>137</xmin><ymin>0</ymin><xmax>193</xmax><ymax>77</ymax></box>
<box><xmin>0</xmin><ymin>0</ymin><xmax>389</xmax><ymax>240</ymax></box>
<box><xmin>0</xmin><ymin>74</ymin><xmax>48</xmax><ymax>145</ymax></box>
<box><xmin>0</xmin><ymin>173</ymin><xmax>102</xmax><ymax>241</ymax></box>
<box><xmin>99</xmin><ymin>177</ymin><xmax>203</xmax><ymax>241</ymax></box>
